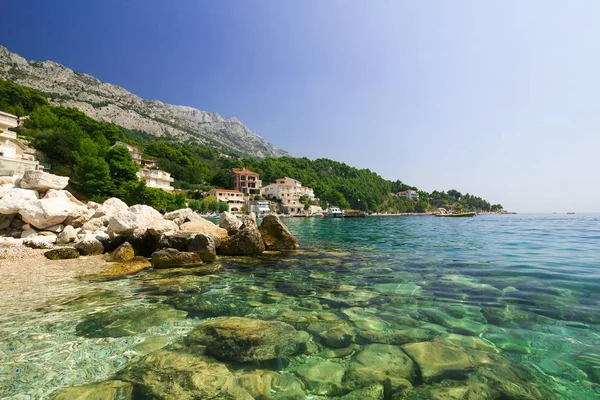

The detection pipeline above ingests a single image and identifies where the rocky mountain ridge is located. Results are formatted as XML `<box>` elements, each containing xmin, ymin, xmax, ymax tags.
<box><xmin>0</xmin><ymin>45</ymin><xmax>286</xmax><ymax>157</ymax></box>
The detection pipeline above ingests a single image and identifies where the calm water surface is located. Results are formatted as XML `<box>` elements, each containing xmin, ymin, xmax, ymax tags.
<box><xmin>1</xmin><ymin>214</ymin><xmax>599</xmax><ymax>399</ymax></box>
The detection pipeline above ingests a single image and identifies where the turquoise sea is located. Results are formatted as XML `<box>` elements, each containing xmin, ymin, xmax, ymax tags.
<box><xmin>1</xmin><ymin>214</ymin><xmax>600</xmax><ymax>399</ymax></box>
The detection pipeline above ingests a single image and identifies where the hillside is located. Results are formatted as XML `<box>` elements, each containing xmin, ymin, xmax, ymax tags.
<box><xmin>0</xmin><ymin>45</ymin><xmax>286</xmax><ymax>158</ymax></box>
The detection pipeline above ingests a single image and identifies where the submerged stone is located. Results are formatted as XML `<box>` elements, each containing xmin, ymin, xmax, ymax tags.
<box><xmin>51</xmin><ymin>380</ymin><xmax>134</xmax><ymax>400</ymax></box>
<box><xmin>186</xmin><ymin>317</ymin><xmax>310</xmax><ymax>362</ymax></box>
<box><xmin>334</xmin><ymin>384</ymin><xmax>384</xmax><ymax>400</ymax></box>
<box><xmin>75</xmin><ymin>305</ymin><xmax>187</xmax><ymax>338</ymax></box>
<box><xmin>288</xmin><ymin>359</ymin><xmax>346</xmax><ymax>395</ymax></box>
<box><xmin>356</xmin><ymin>328</ymin><xmax>435</xmax><ymax>346</ymax></box>
<box><xmin>44</xmin><ymin>247</ymin><xmax>80</xmax><ymax>260</ymax></box>
<box><xmin>342</xmin><ymin>307</ymin><xmax>388</xmax><ymax>331</ymax></box>
<box><xmin>401</xmin><ymin>340</ymin><xmax>494</xmax><ymax>383</ymax></box>
<box><xmin>236</xmin><ymin>369</ymin><xmax>306</xmax><ymax>399</ymax></box>
<box><xmin>119</xmin><ymin>349</ymin><xmax>252</xmax><ymax>399</ymax></box>
<box><xmin>344</xmin><ymin>344</ymin><xmax>415</xmax><ymax>392</ymax></box>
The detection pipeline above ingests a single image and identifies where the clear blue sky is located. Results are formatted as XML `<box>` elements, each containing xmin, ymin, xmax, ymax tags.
<box><xmin>1</xmin><ymin>0</ymin><xmax>599</xmax><ymax>212</ymax></box>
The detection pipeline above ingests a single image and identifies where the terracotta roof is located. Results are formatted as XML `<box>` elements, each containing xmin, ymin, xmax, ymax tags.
<box><xmin>232</xmin><ymin>168</ymin><xmax>258</xmax><ymax>175</ymax></box>
<box><xmin>209</xmin><ymin>189</ymin><xmax>243</xmax><ymax>194</ymax></box>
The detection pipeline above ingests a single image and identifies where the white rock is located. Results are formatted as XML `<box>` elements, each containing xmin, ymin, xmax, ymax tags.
<box><xmin>0</xmin><ymin>183</ymin><xmax>14</xmax><ymax>198</ymax></box>
<box><xmin>95</xmin><ymin>197</ymin><xmax>128</xmax><ymax>218</ymax></box>
<box><xmin>57</xmin><ymin>225</ymin><xmax>78</xmax><ymax>244</ymax></box>
<box><xmin>19</xmin><ymin>170</ymin><xmax>69</xmax><ymax>191</ymax></box>
<box><xmin>0</xmin><ymin>176</ymin><xmax>15</xmax><ymax>185</ymax></box>
<box><xmin>42</xmin><ymin>189</ymin><xmax>86</xmax><ymax>206</ymax></box>
<box><xmin>44</xmin><ymin>224</ymin><xmax>64</xmax><ymax>233</ymax></box>
<box><xmin>64</xmin><ymin>204</ymin><xmax>95</xmax><ymax>228</ymax></box>
<box><xmin>164</xmin><ymin>208</ymin><xmax>195</xmax><ymax>221</ymax></box>
<box><xmin>81</xmin><ymin>217</ymin><xmax>109</xmax><ymax>231</ymax></box>
<box><xmin>0</xmin><ymin>188</ymin><xmax>39</xmax><ymax>214</ymax></box>
<box><xmin>107</xmin><ymin>205</ymin><xmax>162</xmax><ymax>236</ymax></box>
<box><xmin>0</xmin><ymin>237</ymin><xmax>23</xmax><ymax>247</ymax></box>
<box><xmin>74</xmin><ymin>234</ymin><xmax>104</xmax><ymax>255</ymax></box>
<box><xmin>147</xmin><ymin>219</ymin><xmax>180</xmax><ymax>237</ymax></box>
<box><xmin>21</xmin><ymin>226</ymin><xmax>38</xmax><ymax>238</ymax></box>
<box><xmin>23</xmin><ymin>236</ymin><xmax>56</xmax><ymax>249</ymax></box>
<box><xmin>219</xmin><ymin>211</ymin><xmax>242</xmax><ymax>233</ymax></box>
<box><xmin>18</xmin><ymin>197</ymin><xmax>72</xmax><ymax>229</ymax></box>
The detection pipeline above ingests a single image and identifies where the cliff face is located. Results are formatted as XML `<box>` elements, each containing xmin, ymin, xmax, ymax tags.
<box><xmin>0</xmin><ymin>45</ymin><xmax>287</xmax><ymax>157</ymax></box>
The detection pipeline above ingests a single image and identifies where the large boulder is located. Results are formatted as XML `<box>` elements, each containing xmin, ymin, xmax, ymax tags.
<box><xmin>109</xmin><ymin>241</ymin><xmax>135</xmax><ymax>262</ymax></box>
<box><xmin>180</xmin><ymin>217</ymin><xmax>228</xmax><ymax>240</ymax></box>
<box><xmin>146</xmin><ymin>219</ymin><xmax>179</xmax><ymax>237</ymax></box>
<box><xmin>0</xmin><ymin>183</ymin><xmax>14</xmax><ymax>198</ymax></box>
<box><xmin>64</xmin><ymin>204</ymin><xmax>95</xmax><ymax>228</ymax></box>
<box><xmin>57</xmin><ymin>225</ymin><xmax>78</xmax><ymax>245</ymax></box>
<box><xmin>151</xmin><ymin>248</ymin><xmax>204</xmax><ymax>269</ymax></box>
<box><xmin>188</xmin><ymin>233</ymin><xmax>217</xmax><ymax>262</ymax></box>
<box><xmin>51</xmin><ymin>380</ymin><xmax>134</xmax><ymax>400</ymax></box>
<box><xmin>186</xmin><ymin>317</ymin><xmax>310</xmax><ymax>362</ymax></box>
<box><xmin>42</xmin><ymin>189</ymin><xmax>86</xmax><ymax>206</ymax></box>
<box><xmin>164</xmin><ymin>208</ymin><xmax>195</xmax><ymax>223</ymax></box>
<box><xmin>219</xmin><ymin>211</ymin><xmax>242</xmax><ymax>235</ymax></box>
<box><xmin>44</xmin><ymin>247</ymin><xmax>80</xmax><ymax>260</ymax></box>
<box><xmin>218</xmin><ymin>215</ymin><xmax>265</xmax><ymax>256</ymax></box>
<box><xmin>107</xmin><ymin>205</ymin><xmax>163</xmax><ymax>236</ymax></box>
<box><xmin>259</xmin><ymin>214</ymin><xmax>299</xmax><ymax>250</ymax></box>
<box><xmin>74</xmin><ymin>234</ymin><xmax>105</xmax><ymax>256</ymax></box>
<box><xmin>0</xmin><ymin>188</ymin><xmax>39</xmax><ymax>214</ymax></box>
<box><xmin>19</xmin><ymin>170</ymin><xmax>69</xmax><ymax>191</ymax></box>
<box><xmin>19</xmin><ymin>197</ymin><xmax>72</xmax><ymax>229</ymax></box>
<box><xmin>81</xmin><ymin>217</ymin><xmax>109</xmax><ymax>232</ymax></box>
<box><xmin>157</xmin><ymin>232</ymin><xmax>197</xmax><ymax>251</ymax></box>
<box><xmin>96</xmin><ymin>197</ymin><xmax>129</xmax><ymax>218</ymax></box>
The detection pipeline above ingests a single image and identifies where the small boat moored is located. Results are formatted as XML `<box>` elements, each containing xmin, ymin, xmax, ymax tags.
<box><xmin>436</xmin><ymin>212</ymin><xmax>476</xmax><ymax>218</ymax></box>
<box><xmin>326</xmin><ymin>207</ymin><xmax>345</xmax><ymax>218</ymax></box>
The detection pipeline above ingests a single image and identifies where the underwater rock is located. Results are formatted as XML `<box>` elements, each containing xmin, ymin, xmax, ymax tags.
<box><xmin>79</xmin><ymin>257</ymin><xmax>151</xmax><ymax>280</ymax></box>
<box><xmin>259</xmin><ymin>214</ymin><xmax>299</xmax><ymax>250</ymax></box>
<box><xmin>372</xmin><ymin>282</ymin><xmax>422</xmax><ymax>296</ymax></box>
<box><xmin>119</xmin><ymin>349</ymin><xmax>252</xmax><ymax>399</ymax></box>
<box><xmin>236</xmin><ymin>370</ymin><xmax>306</xmax><ymax>399</ymax></box>
<box><xmin>419</xmin><ymin>308</ymin><xmax>486</xmax><ymax>336</ymax></box>
<box><xmin>398</xmin><ymin>379</ymin><xmax>491</xmax><ymax>400</ymax></box>
<box><xmin>317</xmin><ymin>325</ymin><xmax>355</xmax><ymax>348</ymax></box>
<box><xmin>218</xmin><ymin>215</ymin><xmax>266</xmax><ymax>256</ymax></box>
<box><xmin>167</xmin><ymin>294</ymin><xmax>252</xmax><ymax>318</ymax></box>
<box><xmin>342</xmin><ymin>307</ymin><xmax>388</xmax><ymax>331</ymax></box>
<box><xmin>334</xmin><ymin>384</ymin><xmax>384</xmax><ymax>400</ymax></box>
<box><xmin>51</xmin><ymin>380</ymin><xmax>134</xmax><ymax>400</ymax></box>
<box><xmin>109</xmin><ymin>241</ymin><xmax>135</xmax><ymax>262</ymax></box>
<box><xmin>402</xmin><ymin>340</ymin><xmax>494</xmax><ymax>383</ymax></box>
<box><xmin>288</xmin><ymin>359</ymin><xmax>346</xmax><ymax>396</ymax></box>
<box><xmin>186</xmin><ymin>317</ymin><xmax>310</xmax><ymax>362</ymax></box>
<box><xmin>75</xmin><ymin>305</ymin><xmax>187</xmax><ymax>338</ymax></box>
<box><xmin>356</xmin><ymin>328</ymin><xmax>435</xmax><ymax>346</ymax></box>
<box><xmin>151</xmin><ymin>248</ymin><xmax>204</xmax><ymax>269</ymax></box>
<box><xmin>472</xmin><ymin>363</ymin><xmax>559</xmax><ymax>400</ymax></box>
<box><xmin>343</xmin><ymin>344</ymin><xmax>415</xmax><ymax>392</ymax></box>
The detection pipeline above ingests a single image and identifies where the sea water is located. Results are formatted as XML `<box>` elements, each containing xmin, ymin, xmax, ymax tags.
<box><xmin>1</xmin><ymin>214</ymin><xmax>599</xmax><ymax>399</ymax></box>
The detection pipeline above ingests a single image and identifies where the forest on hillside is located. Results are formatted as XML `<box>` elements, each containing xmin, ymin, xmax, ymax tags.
<box><xmin>0</xmin><ymin>79</ymin><xmax>502</xmax><ymax>213</ymax></box>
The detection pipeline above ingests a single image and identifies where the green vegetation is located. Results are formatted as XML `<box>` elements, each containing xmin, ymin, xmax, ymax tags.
<box><xmin>0</xmin><ymin>78</ymin><xmax>503</xmax><ymax>213</ymax></box>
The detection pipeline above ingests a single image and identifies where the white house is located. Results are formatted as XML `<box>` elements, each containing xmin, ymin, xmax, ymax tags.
<box><xmin>260</xmin><ymin>177</ymin><xmax>317</xmax><ymax>215</ymax></box>
<box><xmin>397</xmin><ymin>190</ymin><xmax>419</xmax><ymax>200</ymax></box>
<box><xmin>113</xmin><ymin>141</ymin><xmax>174</xmax><ymax>192</ymax></box>
<box><xmin>208</xmin><ymin>189</ymin><xmax>245</xmax><ymax>213</ymax></box>
<box><xmin>0</xmin><ymin>111</ymin><xmax>42</xmax><ymax>175</ymax></box>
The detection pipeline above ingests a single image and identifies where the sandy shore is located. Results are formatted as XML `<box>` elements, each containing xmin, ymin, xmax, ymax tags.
<box><xmin>0</xmin><ymin>247</ymin><xmax>108</xmax><ymax>316</ymax></box>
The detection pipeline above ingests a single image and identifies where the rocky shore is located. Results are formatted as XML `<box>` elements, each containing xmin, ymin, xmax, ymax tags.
<box><xmin>1</xmin><ymin>170</ymin><xmax>299</xmax><ymax>274</ymax></box>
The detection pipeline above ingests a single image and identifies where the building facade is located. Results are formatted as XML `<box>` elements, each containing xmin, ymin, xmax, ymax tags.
<box><xmin>397</xmin><ymin>190</ymin><xmax>419</xmax><ymax>200</ymax></box>
<box><xmin>114</xmin><ymin>141</ymin><xmax>174</xmax><ymax>192</ymax></box>
<box><xmin>248</xmin><ymin>200</ymin><xmax>271</xmax><ymax>215</ymax></box>
<box><xmin>0</xmin><ymin>111</ymin><xmax>42</xmax><ymax>175</ymax></box>
<box><xmin>260</xmin><ymin>177</ymin><xmax>317</xmax><ymax>215</ymax></box>
<box><xmin>231</xmin><ymin>168</ymin><xmax>262</xmax><ymax>195</ymax></box>
<box><xmin>208</xmin><ymin>189</ymin><xmax>245</xmax><ymax>213</ymax></box>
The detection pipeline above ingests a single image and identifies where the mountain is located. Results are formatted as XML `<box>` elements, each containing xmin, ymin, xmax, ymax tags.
<box><xmin>0</xmin><ymin>45</ymin><xmax>286</xmax><ymax>158</ymax></box>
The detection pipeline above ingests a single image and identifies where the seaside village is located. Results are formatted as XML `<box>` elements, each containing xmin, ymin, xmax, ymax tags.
<box><xmin>0</xmin><ymin>108</ymin><xmax>305</xmax><ymax>266</ymax></box>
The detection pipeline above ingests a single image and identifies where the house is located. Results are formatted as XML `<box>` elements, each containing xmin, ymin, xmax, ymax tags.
<box><xmin>208</xmin><ymin>189</ymin><xmax>245</xmax><ymax>213</ymax></box>
<box><xmin>113</xmin><ymin>141</ymin><xmax>174</xmax><ymax>192</ymax></box>
<box><xmin>260</xmin><ymin>177</ymin><xmax>317</xmax><ymax>215</ymax></box>
<box><xmin>248</xmin><ymin>200</ymin><xmax>271</xmax><ymax>215</ymax></box>
<box><xmin>0</xmin><ymin>111</ymin><xmax>43</xmax><ymax>175</ymax></box>
<box><xmin>138</xmin><ymin>168</ymin><xmax>175</xmax><ymax>192</ymax></box>
<box><xmin>231</xmin><ymin>168</ymin><xmax>262</xmax><ymax>195</ymax></box>
<box><xmin>397</xmin><ymin>190</ymin><xmax>419</xmax><ymax>200</ymax></box>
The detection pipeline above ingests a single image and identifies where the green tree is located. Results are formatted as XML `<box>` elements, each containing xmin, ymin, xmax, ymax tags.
<box><xmin>75</xmin><ymin>156</ymin><xmax>113</xmax><ymax>197</ymax></box>
<box><xmin>106</xmin><ymin>146</ymin><xmax>140</xmax><ymax>187</ymax></box>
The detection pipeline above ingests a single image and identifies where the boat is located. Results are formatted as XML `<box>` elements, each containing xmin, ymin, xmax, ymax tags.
<box><xmin>326</xmin><ymin>207</ymin><xmax>345</xmax><ymax>218</ymax></box>
<box><xmin>312</xmin><ymin>212</ymin><xmax>323</xmax><ymax>217</ymax></box>
<box><xmin>567</xmin><ymin>212</ymin><xmax>575</xmax><ymax>215</ymax></box>
<box><xmin>436</xmin><ymin>212</ymin><xmax>476</xmax><ymax>218</ymax></box>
